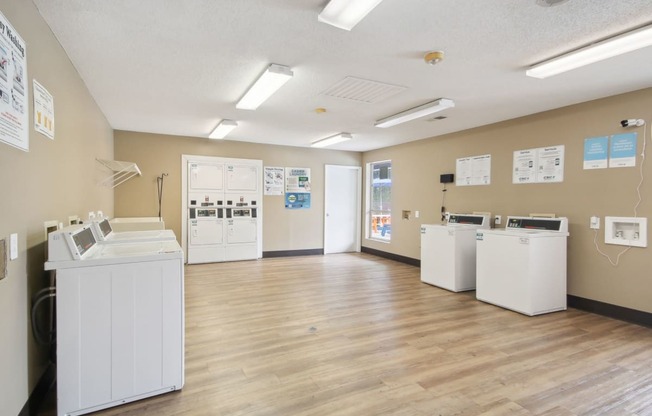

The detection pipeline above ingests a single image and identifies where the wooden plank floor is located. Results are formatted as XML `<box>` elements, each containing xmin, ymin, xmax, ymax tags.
<box><xmin>39</xmin><ymin>253</ymin><xmax>652</xmax><ymax>415</ymax></box>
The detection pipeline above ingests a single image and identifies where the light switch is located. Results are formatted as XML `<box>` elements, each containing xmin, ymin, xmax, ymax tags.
<box><xmin>10</xmin><ymin>233</ymin><xmax>18</xmax><ymax>260</ymax></box>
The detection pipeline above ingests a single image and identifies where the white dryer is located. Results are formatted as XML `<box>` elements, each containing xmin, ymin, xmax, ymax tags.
<box><xmin>475</xmin><ymin>216</ymin><xmax>569</xmax><ymax>316</ymax></box>
<box><xmin>45</xmin><ymin>225</ymin><xmax>184</xmax><ymax>416</ymax></box>
<box><xmin>420</xmin><ymin>213</ymin><xmax>491</xmax><ymax>292</ymax></box>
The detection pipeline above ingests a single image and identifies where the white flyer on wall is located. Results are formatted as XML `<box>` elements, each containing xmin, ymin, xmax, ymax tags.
<box><xmin>513</xmin><ymin>145</ymin><xmax>564</xmax><ymax>184</ymax></box>
<box><xmin>0</xmin><ymin>11</ymin><xmax>28</xmax><ymax>151</ymax></box>
<box><xmin>264</xmin><ymin>166</ymin><xmax>284</xmax><ymax>196</ymax></box>
<box><xmin>33</xmin><ymin>79</ymin><xmax>55</xmax><ymax>140</ymax></box>
<box><xmin>456</xmin><ymin>154</ymin><xmax>491</xmax><ymax>186</ymax></box>
<box><xmin>455</xmin><ymin>157</ymin><xmax>472</xmax><ymax>186</ymax></box>
<box><xmin>513</xmin><ymin>149</ymin><xmax>537</xmax><ymax>184</ymax></box>
<box><xmin>537</xmin><ymin>145</ymin><xmax>564</xmax><ymax>183</ymax></box>
<box><xmin>471</xmin><ymin>154</ymin><xmax>491</xmax><ymax>185</ymax></box>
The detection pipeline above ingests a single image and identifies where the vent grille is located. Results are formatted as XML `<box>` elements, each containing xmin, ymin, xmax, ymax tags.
<box><xmin>321</xmin><ymin>77</ymin><xmax>407</xmax><ymax>104</ymax></box>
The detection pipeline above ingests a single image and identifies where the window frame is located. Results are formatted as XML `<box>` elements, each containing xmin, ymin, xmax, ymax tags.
<box><xmin>366</xmin><ymin>160</ymin><xmax>392</xmax><ymax>242</ymax></box>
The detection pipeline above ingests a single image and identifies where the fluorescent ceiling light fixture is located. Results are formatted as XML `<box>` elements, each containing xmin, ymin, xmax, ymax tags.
<box><xmin>375</xmin><ymin>98</ymin><xmax>455</xmax><ymax>128</ymax></box>
<box><xmin>209</xmin><ymin>119</ymin><xmax>238</xmax><ymax>139</ymax></box>
<box><xmin>318</xmin><ymin>0</ymin><xmax>384</xmax><ymax>31</ymax></box>
<box><xmin>236</xmin><ymin>64</ymin><xmax>293</xmax><ymax>110</ymax></box>
<box><xmin>311</xmin><ymin>132</ymin><xmax>352</xmax><ymax>148</ymax></box>
<box><xmin>526</xmin><ymin>24</ymin><xmax>652</xmax><ymax>79</ymax></box>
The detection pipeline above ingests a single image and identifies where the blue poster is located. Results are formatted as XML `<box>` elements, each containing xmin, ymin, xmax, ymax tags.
<box><xmin>583</xmin><ymin>136</ymin><xmax>608</xmax><ymax>170</ymax></box>
<box><xmin>285</xmin><ymin>192</ymin><xmax>311</xmax><ymax>209</ymax></box>
<box><xmin>609</xmin><ymin>132</ymin><xmax>637</xmax><ymax>168</ymax></box>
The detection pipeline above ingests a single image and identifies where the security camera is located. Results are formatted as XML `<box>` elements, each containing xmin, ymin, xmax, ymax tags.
<box><xmin>621</xmin><ymin>119</ymin><xmax>645</xmax><ymax>127</ymax></box>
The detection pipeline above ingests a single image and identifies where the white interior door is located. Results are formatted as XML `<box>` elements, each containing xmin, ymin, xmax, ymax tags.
<box><xmin>324</xmin><ymin>165</ymin><xmax>361</xmax><ymax>254</ymax></box>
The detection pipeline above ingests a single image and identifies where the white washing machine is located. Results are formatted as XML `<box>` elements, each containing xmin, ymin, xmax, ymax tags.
<box><xmin>475</xmin><ymin>216</ymin><xmax>569</xmax><ymax>316</ymax></box>
<box><xmin>90</xmin><ymin>218</ymin><xmax>177</xmax><ymax>244</ymax></box>
<box><xmin>109</xmin><ymin>217</ymin><xmax>165</xmax><ymax>232</ymax></box>
<box><xmin>420</xmin><ymin>213</ymin><xmax>491</xmax><ymax>292</ymax></box>
<box><xmin>45</xmin><ymin>225</ymin><xmax>184</xmax><ymax>416</ymax></box>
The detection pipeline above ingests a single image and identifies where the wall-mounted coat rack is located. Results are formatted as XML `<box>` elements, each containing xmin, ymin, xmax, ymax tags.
<box><xmin>96</xmin><ymin>158</ymin><xmax>141</xmax><ymax>188</ymax></box>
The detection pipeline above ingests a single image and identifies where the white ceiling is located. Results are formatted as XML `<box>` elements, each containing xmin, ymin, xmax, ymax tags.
<box><xmin>32</xmin><ymin>0</ymin><xmax>652</xmax><ymax>152</ymax></box>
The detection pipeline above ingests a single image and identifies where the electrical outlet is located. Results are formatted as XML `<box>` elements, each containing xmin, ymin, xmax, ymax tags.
<box><xmin>590</xmin><ymin>216</ymin><xmax>600</xmax><ymax>229</ymax></box>
<box><xmin>494</xmin><ymin>215</ymin><xmax>502</xmax><ymax>225</ymax></box>
<box><xmin>415</xmin><ymin>210</ymin><xmax>420</xmax><ymax>218</ymax></box>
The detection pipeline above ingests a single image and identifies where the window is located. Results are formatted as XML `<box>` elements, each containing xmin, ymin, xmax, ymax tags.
<box><xmin>367</xmin><ymin>160</ymin><xmax>391</xmax><ymax>241</ymax></box>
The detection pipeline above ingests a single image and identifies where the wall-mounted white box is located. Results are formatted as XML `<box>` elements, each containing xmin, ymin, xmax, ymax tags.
<box><xmin>605</xmin><ymin>216</ymin><xmax>647</xmax><ymax>248</ymax></box>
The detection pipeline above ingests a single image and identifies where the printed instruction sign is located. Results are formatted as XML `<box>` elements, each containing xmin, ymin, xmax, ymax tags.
<box><xmin>537</xmin><ymin>145</ymin><xmax>564</xmax><ymax>183</ymax></box>
<box><xmin>609</xmin><ymin>133</ymin><xmax>637</xmax><ymax>168</ymax></box>
<box><xmin>285</xmin><ymin>167</ymin><xmax>311</xmax><ymax>209</ymax></box>
<box><xmin>513</xmin><ymin>149</ymin><xmax>537</xmax><ymax>183</ymax></box>
<box><xmin>456</xmin><ymin>154</ymin><xmax>491</xmax><ymax>186</ymax></box>
<box><xmin>583</xmin><ymin>136</ymin><xmax>609</xmax><ymax>170</ymax></box>
<box><xmin>0</xmin><ymin>11</ymin><xmax>28</xmax><ymax>151</ymax></box>
<box><xmin>513</xmin><ymin>145</ymin><xmax>564</xmax><ymax>184</ymax></box>
<box><xmin>33</xmin><ymin>79</ymin><xmax>55</xmax><ymax>139</ymax></box>
<box><xmin>264</xmin><ymin>166</ymin><xmax>284</xmax><ymax>196</ymax></box>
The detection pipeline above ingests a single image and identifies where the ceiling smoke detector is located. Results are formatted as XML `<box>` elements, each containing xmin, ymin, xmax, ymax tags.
<box><xmin>536</xmin><ymin>0</ymin><xmax>570</xmax><ymax>7</ymax></box>
<box><xmin>424</xmin><ymin>51</ymin><xmax>444</xmax><ymax>65</ymax></box>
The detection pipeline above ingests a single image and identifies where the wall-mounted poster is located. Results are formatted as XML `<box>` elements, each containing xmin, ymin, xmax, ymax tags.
<box><xmin>0</xmin><ymin>11</ymin><xmax>28</xmax><ymax>151</ymax></box>
<box><xmin>33</xmin><ymin>79</ymin><xmax>54</xmax><ymax>140</ymax></box>
<box><xmin>285</xmin><ymin>167</ymin><xmax>311</xmax><ymax>209</ymax></box>
<box><xmin>609</xmin><ymin>133</ymin><xmax>637</xmax><ymax>168</ymax></box>
<box><xmin>513</xmin><ymin>149</ymin><xmax>537</xmax><ymax>183</ymax></box>
<box><xmin>537</xmin><ymin>145</ymin><xmax>564</xmax><ymax>183</ymax></box>
<box><xmin>583</xmin><ymin>136</ymin><xmax>609</xmax><ymax>170</ymax></box>
<box><xmin>264</xmin><ymin>166</ymin><xmax>284</xmax><ymax>196</ymax></box>
<box><xmin>513</xmin><ymin>145</ymin><xmax>564</xmax><ymax>184</ymax></box>
<box><xmin>456</xmin><ymin>154</ymin><xmax>491</xmax><ymax>186</ymax></box>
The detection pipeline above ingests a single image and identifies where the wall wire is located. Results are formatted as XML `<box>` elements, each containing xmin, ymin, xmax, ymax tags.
<box><xmin>593</xmin><ymin>119</ymin><xmax>648</xmax><ymax>266</ymax></box>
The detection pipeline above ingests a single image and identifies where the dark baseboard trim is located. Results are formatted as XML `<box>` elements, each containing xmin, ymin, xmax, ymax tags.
<box><xmin>19</xmin><ymin>363</ymin><xmax>55</xmax><ymax>416</ymax></box>
<box><xmin>263</xmin><ymin>249</ymin><xmax>324</xmax><ymax>258</ymax></box>
<box><xmin>361</xmin><ymin>246</ymin><xmax>420</xmax><ymax>267</ymax></box>
<box><xmin>568</xmin><ymin>295</ymin><xmax>652</xmax><ymax>328</ymax></box>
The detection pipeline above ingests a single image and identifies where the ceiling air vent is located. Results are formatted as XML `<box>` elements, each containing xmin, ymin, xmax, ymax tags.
<box><xmin>321</xmin><ymin>77</ymin><xmax>407</xmax><ymax>104</ymax></box>
<box><xmin>428</xmin><ymin>116</ymin><xmax>448</xmax><ymax>121</ymax></box>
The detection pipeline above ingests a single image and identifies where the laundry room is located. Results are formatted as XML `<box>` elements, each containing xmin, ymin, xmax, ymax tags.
<box><xmin>2</xmin><ymin>1</ymin><xmax>652</xmax><ymax>415</ymax></box>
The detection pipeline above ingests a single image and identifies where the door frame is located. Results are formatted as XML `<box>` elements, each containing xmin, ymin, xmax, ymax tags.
<box><xmin>324</xmin><ymin>164</ymin><xmax>362</xmax><ymax>254</ymax></box>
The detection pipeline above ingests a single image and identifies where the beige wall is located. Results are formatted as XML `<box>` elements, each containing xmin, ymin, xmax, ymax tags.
<box><xmin>0</xmin><ymin>1</ymin><xmax>114</xmax><ymax>414</ymax></box>
<box><xmin>363</xmin><ymin>88</ymin><xmax>652</xmax><ymax>313</ymax></box>
<box><xmin>114</xmin><ymin>131</ymin><xmax>362</xmax><ymax>252</ymax></box>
